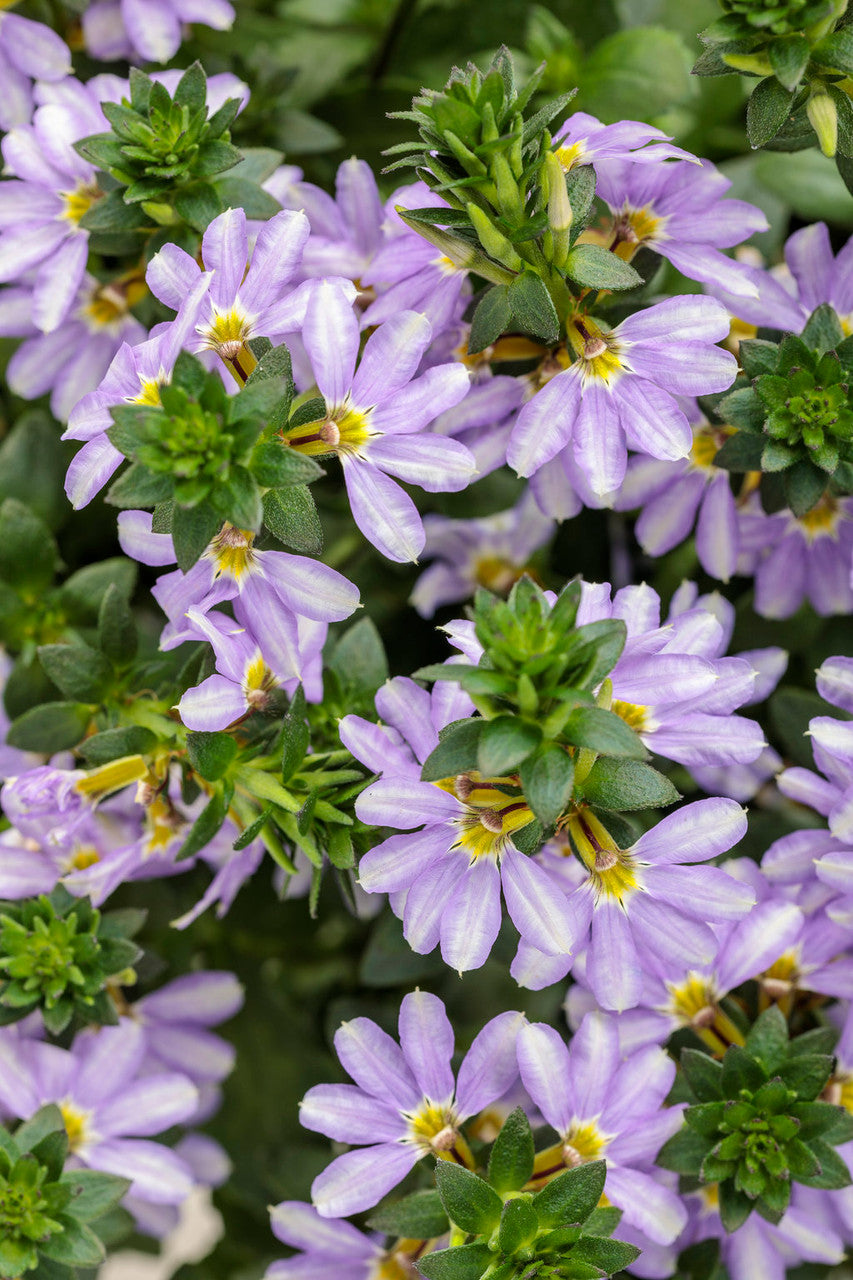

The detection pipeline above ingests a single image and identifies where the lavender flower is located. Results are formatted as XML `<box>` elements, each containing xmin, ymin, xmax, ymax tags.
<box><xmin>737</xmin><ymin>492</ymin><xmax>853</xmax><ymax>619</ymax></box>
<box><xmin>300</xmin><ymin>991</ymin><xmax>523</xmax><ymax>1216</ymax></box>
<box><xmin>517</xmin><ymin>1012</ymin><xmax>686</xmax><ymax>1244</ymax></box>
<box><xmin>614</xmin><ymin>411</ymin><xmax>742</xmax><ymax>582</ymax></box>
<box><xmin>340</xmin><ymin>675</ymin><xmax>474</xmax><ymax>785</ymax></box>
<box><xmin>133</xmin><ymin>971</ymin><xmax>244</xmax><ymax>1084</ymax></box>
<box><xmin>266</xmin><ymin>1202</ymin><xmax>428</xmax><ymax>1280</ymax></box>
<box><xmin>552</xmin><ymin>111</ymin><xmax>695</xmax><ymax>171</ymax></box>
<box><xmin>0</xmin><ymin>1021</ymin><xmax>198</xmax><ymax>1204</ymax></box>
<box><xmin>0</xmin><ymin>11</ymin><xmax>71</xmax><ymax>130</ymax></box>
<box><xmin>62</xmin><ymin>273</ymin><xmax>213</xmax><ymax>508</ymax></box>
<box><xmin>410</xmin><ymin>493</ymin><xmax>555</xmax><ymax>617</ymax></box>
<box><xmin>356</xmin><ymin>772</ymin><xmax>579</xmax><ymax>972</ymax></box>
<box><xmin>592</xmin><ymin>156</ymin><xmax>767</xmax><ymax>298</ymax></box>
<box><xmin>507</xmin><ymin>297</ymin><xmax>737</xmax><ymax>496</ymax></box>
<box><xmin>275</xmin><ymin>157</ymin><xmax>384</xmax><ymax>287</ymax></box>
<box><xmin>283</xmin><ymin>284</ymin><xmax>474</xmax><ymax>562</ymax></box>
<box><xmin>81</xmin><ymin>0</ymin><xmax>235</xmax><ymax>64</ymax></box>
<box><xmin>0</xmin><ymin>272</ymin><xmax>146</xmax><ymax>421</ymax></box>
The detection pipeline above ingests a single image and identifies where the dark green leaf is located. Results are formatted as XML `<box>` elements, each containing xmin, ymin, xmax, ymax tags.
<box><xmin>434</xmin><ymin>1162</ymin><xmax>503</xmax><ymax>1236</ymax></box>
<box><xmin>421</xmin><ymin>719</ymin><xmax>483</xmax><ymax>782</ymax></box>
<box><xmin>768</xmin><ymin>34</ymin><xmax>809</xmax><ymax>91</ymax></box>
<box><xmin>468</xmin><ymin>286</ymin><xmax>512</xmax><ymax>354</ymax></box>
<box><xmin>77</xmin><ymin>726</ymin><xmax>157</xmax><ymax>766</ymax></box>
<box><xmin>713</xmin><ymin>432</ymin><xmax>766</xmax><ymax>472</ymax></box>
<box><xmin>6</xmin><ymin>702</ymin><xmax>91</xmax><ymax>752</ymax></box>
<box><xmin>262</xmin><ymin>486</ymin><xmax>323</xmax><ymax>554</ymax></box>
<box><xmin>328</xmin><ymin>617</ymin><xmax>388</xmax><ymax>702</ymax></box>
<box><xmin>175</xmin><ymin>790</ymin><xmax>227</xmax><ymax>862</ymax></box>
<box><xmin>721</xmin><ymin>1045</ymin><xmax>767</xmax><ymax>1095</ymax></box>
<box><xmin>746</xmin><ymin>77</ymin><xmax>795</xmax><ymax>147</ymax></box>
<box><xmin>368</xmin><ymin>1189</ymin><xmax>450</xmax><ymax>1239</ymax></box>
<box><xmin>98</xmin><ymin>583</ymin><xmax>137</xmax><ymax>664</ymax></box>
<box><xmin>37</xmin><ymin>644</ymin><xmax>112</xmax><ymax>702</ymax></box>
<box><xmin>681</xmin><ymin>1050</ymin><xmax>725</xmax><ymax>1102</ymax></box>
<box><xmin>582</xmin><ymin>757</ymin><xmax>678</xmax><ymax>811</ymax></box>
<box><xmin>62</xmin><ymin>1170</ymin><xmax>131</xmax><ymax>1222</ymax></box>
<box><xmin>488</xmin><ymin>1107</ymin><xmax>535</xmax><ymax>1192</ymax></box>
<box><xmin>745</xmin><ymin>1005</ymin><xmax>789</xmax><ymax>1072</ymax></box>
<box><xmin>562</xmin><ymin>706</ymin><xmax>647</xmax><ymax>759</ymax></box>
<box><xmin>497</xmin><ymin>1196</ymin><xmax>538</xmax><ymax>1255</ymax></box>
<box><xmin>534</xmin><ymin>1161</ymin><xmax>606</xmax><ymax>1228</ymax></box>
<box><xmin>778</xmin><ymin>1054</ymin><xmax>834</xmax><ymax>1101</ymax></box>
<box><xmin>171</xmin><ymin>503</ymin><xmax>221</xmax><ymax>572</ymax></box>
<box><xmin>519</xmin><ymin>743</ymin><xmax>575</xmax><ymax>827</ymax></box>
<box><xmin>657</xmin><ymin>1125</ymin><xmax>714</xmax><ymax>1176</ymax></box>
<box><xmin>174</xmin><ymin>183</ymin><xmax>223</xmax><ymax>232</ymax></box>
<box><xmin>784</xmin><ymin>459</ymin><xmax>827</xmax><ymax>517</ymax></box>
<box><xmin>0</xmin><ymin>499</ymin><xmax>58</xmax><ymax>590</ymax></box>
<box><xmin>565</xmin><ymin>244</ymin><xmax>642</xmax><ymax>291</ymax></box>
<box><xmin>507</xmin><ymin>271</ymin><xmax>560</xmax><ymax>343</ymax></box>
<box><xmin>416</xmin><ymin>1243</ymin><xmax>493</xmax><ymax>1280</ymax></box>
<box><xmin>477</xmin><ymin>715</ymin><xmax>542</xmax><ymax>775</ymax></box>
<box><xmin>187</xmin><ymin>732</ymin><xmax>238</xmax><ymax>782</ymax></box>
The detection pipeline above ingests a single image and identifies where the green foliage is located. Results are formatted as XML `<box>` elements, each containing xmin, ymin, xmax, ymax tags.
<box><xmin>419</xmin><ymin>1128</ymin><xmax>637</xmax><ymax>1279</ymax></box>
<box><xmin>0</xmin><ymin>888</ymin><xmax>142</xmax><ymax>1035</ymax></box>
<box><xmin>0</xmin><ymin>1104</ymin><xmax>129</xmax><ymax>1278</ymax></box>
<box><xmin>658</xmin><ymin>1007</ymin><xmax>851</xmax><ymax>1229</ymax></box>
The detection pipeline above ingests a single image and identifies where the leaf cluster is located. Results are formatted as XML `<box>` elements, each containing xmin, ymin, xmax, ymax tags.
<box><xmin>658</xmin><ymin>1008</ymin><xmax>853</xmax><ymax>1231</ymax></box>
<box><xmin>416</xmin><ymin>577</ymin><xmax>677</xmax><ymax>830</ymax></box>
<box><xmin>0</xmin><ymin>887</ymin><xmax>142</xmax><ymax>1036</ymax></box>
<box><xmin>0</xmin><ymin>1104</ymin><xmax>130</xmax><ymax>1278</ymax></box>
<box><xmin>714</xmin><ymin>304</ymin><xmax>853</xmax><ymax>514</ymax></box>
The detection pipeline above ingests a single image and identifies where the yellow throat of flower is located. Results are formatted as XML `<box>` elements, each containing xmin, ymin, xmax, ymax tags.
<box><xmin>690</xmin><ymin>425</ymin><xmax>735</xmax><ymax>472</ymax></box>
<box><xmin>208</xmin><ymin>524</ymin><xmax>257</xmax><ymax>580</ymax></box>
<box><xmin>61</xmin><ymin>181</ymin><xmax>101</xmax><ymax>226</ymax></box>
<box><xmin>797</xmin><ymin>495</ymin><xmax>841</xmax><ymax>541</ymax></box>
<box><xmin>566</xmin><ymin>808</ymin><xmax>639</xmax><ymax>904</ymax></box>
<box><xmin>283</xmin><ymin>404</ymin><xmax>373</xmax><ymax>458</ymax></box>
<box><xmin>60</xmin><ymin>1101</ymin><xmax>92</xmax><ymax>1153</ymax></box>
<box><xmin>443</xmin><ymin>777</ymin><xmax>534</xmax><ymax>861</ymax></box>
<box><xmin>567</xmin><ymin>318</ymin><xmax>623</xmax><ymax>384</ymax></box>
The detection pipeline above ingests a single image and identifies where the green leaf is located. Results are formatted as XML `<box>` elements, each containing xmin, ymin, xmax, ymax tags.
<box><xmin>328</xmin><ymin>617</ymin><xmax>388</xmax><ymax>702</ymax></box>
<box><xmin>105</xmin><ymin>461</ymin><xmax>173</xmax><ymax>508</ymax></box>
<box><xmin>6</xmin><ymin>702</ymin><xmax>91</xmax><ymax>752</ymax></box>
<box><xmin>39</xmin><ymin>1217</ymin><xmax>105</xmax><ymax>1268</ymax></box>
<box><xmin>477</xmin><ymin>715</ymin><xmax>542</xmax><ymax>775</ymax></box>
<box><xmin>769</xmin><ymin>687</ymin><xmax>831</xmax><ymax>768</ymax></box>
<box><xmin>281</xmin><ymin>700</ymin><xmax>310</xmax><ymax>785</ymax></box>
<box><xmin>813</xmin><ymin>26</ymin><xmax>853</xmax><ymax>76</ymax></box>
<box><xmin>416</xmin><ymin>1243</ymin><xmax>493</xmax><ymax>1280</ymax></box>
<box><xmin>681</xmin><ymin>1050</ymin><xmax>725</xmax><ymax>1102</ymax></box>
<box><xmin>768</xmin><ymin>34</ymin><xmax>809</xmax><ymax>91</ymax></box>
<box><xmin>718</xmin><ymin>1181</ymin><xmax>753</xmax><ymax>1232</ymax></box>
<box><xmin>434</xmin><ymin>1162</ymin><xmax>503</xmax><ymax>1236</ymax></box>
<box><xmin>213</xmin><ymin>176</ymin><xmax>285</xmax><ymax>220</ymax></box>
<box><xmin>721</xmin><ymin>1045</ymin><xmax>767</xmax><ymax>1095</ymax></box>
<box><xmin>519</xmin><ymin>744</ymin><xmax>575</xmax><ymax>827</ymax></box>
<box><xmin>98</xmin><ymin>583</ymin><xmax>137</xmax><ymax>664</ymax></box>
<box><xmin>77</xmin><ymin>725</ymin><xmax>157</xmax><ymax>766</ymax></box>
<box><xmin>37</xmin><ymin>644</ymin><xmax>112</xmax><ymax>702</ymax></box>
<box><xmin>567</xmin><ymin>619</ymin><xmax>627</xmax><ymax>688</ymax></box>
<box><xmin>746</xmin><ymin>77</ymin><xmax>795</xmax><ymax>147</ymax></box>
<box><xmin>175</xmin><ymin>790</ymin><xmax>227</xmax><ymax>861</ymax></box>
<box><xmin>216</xmin><ymin>466</ymin><xmax>263</xmax><ymax>532</ymax></box>
<box><xmin>534</xmin><ymin>1161</ymin><xmax>606</xmax><ymax>1228</ymax></box>
<box><xmin>800</xmin><ymin>303</ymin><xmax>845</xmax><ymax>354</ymax></box>
<box><xmin>171</xmin><ymin>503</ymin><xmax>221</xmax><ymax>572</ymax></box>
<box><xmin>497</xmin><ymin>1196</ymin><xmax>538</xmax><ymax>1255</ymax></box>
<box><xmin>795</xmin><ymin>1137</ymin><xmax>853</xmax><ymax>1189</ymax></box>
<box><xmin>421</xmin><ymin>719</ymin><xmax>483</xmax><ymax>782</ymax></box>
<box><xmin>565</xmin><ymin>244</ymin><xmax>642</xmax><ymax>290</ymax></box>
<box><xmin>784</xmin><ymin>459</ymin><xmax>828</xmax><ymax>517</ymax></box>
<box><xmin>582</xmin><ymin>757</ymin><xmax>678</xmax><ymax>811</ymax></box>
<box><xmin>60</xmin><ymin>558</ymin><xmax>136</xmax><ymax>618</ymax></box>
<box><xmin>233</xmin><ymin>805</ymin><xmax>274</xmax><ymax>851</ymax></box>
<box><xmin>507</xmin><ymin>272</ymin><xmax>560</xmax><ymax>343</ymax></box>
<box><xmin>174</xmin><ymin>182</ymin><xmax>223</xmax><ymax>232</ymax></box>
<box><xmin>570</xmin><ymin>1236</ymin><xmax>641</xmax><ymax>1272</ymax></box>
<box><xmin>778</xmin><ymin>1054</ymin><xmax>834</xmax><ymax>1101</ymax></box>
<box><xmin>562</xmin><ymin>706</ymin><xmax>647</xmax><ymax>759</ymax></box>
<box><xmin>713</xmin><ymin>431</ymin><xmax>766</xmax><ymax>472</ymax></box>
<box><xmin>0</xmin><ymin>499</ymin><xmax>58</xmax><ymax>590</ymax></box>
<box><xmin>468</xmin><ymin>286</ymin><xmax>512</xmax><ymax>353</ymax></box>
<box><xmin>791</xmin><ymin>1101</ymin><xmax>853</xmax><ymax>1141</ymax></box>
<box><xmin>174</xmin><ymin>61</ymin><xmax>206</xmax><ymax>111</ymax></box>
<box><xmin>262</xmin><ymin>486</ymin><xmax>323</xmax><ymax>554</ymax></box>
<box><xmin>738</xmin><ymin>339</ymin><xmax>779</xmax><ymax>379</ymax></box>
<box><xmin>488</xmin><ymin>1106</ymin><xmax>535</xmax><ymax>1192</ymax></box>
<box><xmin>250</xmin><ymin>442</ymin><xmax>323</xmax><ymax>488</ymax></box>
<box><xmin>187</xmin><ymin>732</ymin><xmax>238</xmax><ymax>782</ymax></box>
<box><xmin>368</xmin><ymin>1189</ymin><xmax>450</xmax><ymax>1239</ymax></box>
<box><xmin>745</xmin><ymin>1005</ymin><xmax>789</xmax><ymax>1073</ymax></box>
<box><xmin>656</xmin><ymin>1125</ymin><xmax>714</xmax><ymax>1176</ymax></box>
<box><xmin>61</xmin><ymin>1170</ymin><xmax>131</xmax><ymax>1222</ymax></box>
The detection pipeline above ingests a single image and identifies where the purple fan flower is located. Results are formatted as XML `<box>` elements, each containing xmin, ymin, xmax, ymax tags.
<box><xmin>0</xmin><ymin>272</ymin><xmax>146</xmax><ymax>421</ymax></box>
<box><xmin>507</xmin><ymin>297</ymin><xmax>737</xmax><ymax>496</ymax></box>
<box><xmin>118</xmin><ymin>514</ymin><xmax>358</xmax><ymax>676</ymax></box>
<box><xmin>533</xmin><ymin>799</ymin><xmax>752</xmax><ymax>1011</ymax></box>
<box><xmin>276</xmin><ymin>157</ymin><xmax>384</xmax><ymax>288</ymax></box>
<box><xmin>0</xmin><ymin>11</ymin><xmax>71</xmax><ymax>129</ymax></box>
<box><xmin>81</xmin><ymin>0</ymin><xmax>234</xmax><ymax>63</ymax></box>
<box><xmin>0</xmin><ymin>1021</ymin><xmax>198</xmax><ymax>1204</ymax></box>
<box><xmin>356</xmin><ymin>769</ymin><xmax>580</xmax><ymax>972</ymax></box>
<box><xmin>614</xmin><ymin>410</ymin><xmax>742</xmax><ymax>582</ymax></box>
<box><xmin>285</xmin><ymin>284</ymin><xmax>475</xmax><ymax>562</ymax></box>
<box><xmin>0</xmin><ymin>78</ymin><xmax>107</xmax><ymax>333</ymax></box>
<box><xmin>360</xmin><ymin>182</ymin><xmax>472</xmax><ymax>336</ymax></box>
<box><xmin>300</xmin><ymin>991</ymin><xmax>523</xmax><ymax>1216</ymax></box>
<box><xmin>592</xmin><ymin>156</ymin><xmax>767</xmax><ymax>298</ymax></box>
<box><xmin>176</xmin><ymin>608</ymin><xmax>315</xmax><ymax>730</ymax></box>
<box><xmin>552</xmin><ymin>112</ymin><xmax>695</xmax><ymax>171</ymax></box>
<box><xmin>340</xmin><ymin>674</ymin><xmax>474</xmax><ymax>785</ymax></box>
<box><xmin>62</xmin><ymin>273</ymin><xmax>213</xmax><ymax>508</ymax></box>
<box><xmin>133</xmin><ymin>971</ymin><xmax>244</xmax><ymax>1085</ymax></box>
<box><xmin>517</xmin><ymin>1012</ymin><xmax>686</xmax><ymax>1245</ymax></box>
<box><xmin>267</xmin><ymin>1201</ymin><xmax>431</xmax><ymax>1280</ymax></box>
<box><xmin>411</xmin><ymin>492</ymin><xmax>555</xmax><ymax>617</ymax></box>
<box><xmin>736</xmin><ymin>492</ymin><xmax>853</xmax><ymax>619</ymax></box>
<box><xmin>428</xmin><ymin>373</ymin><xmax>526</xmax><ymax>483</ymax></box>
<box><xmin>710</xmin><ymin>221</ymin><xmax>853</xmax><ymax>332</ymax></box>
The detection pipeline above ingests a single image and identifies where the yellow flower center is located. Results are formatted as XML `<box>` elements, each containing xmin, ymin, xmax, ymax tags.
<box><xmin>60</xmin><ymin>1102</ymin><xmax>92</xmax><ymax>1153</ymax></box>
<box><xmin>69</xmin><ymin>846</ymin><xmax>100</xmax><ymax>871</ymax></box>
<box><xmin>133</xmin><ymin>378</ymin><xmax>162</xmax><ymax>407</ymax></box>
<box><xmin>567</xmin><ymin>809</ymin><xmax>640</xmax><ymax>904</ymax></box>
<box><xmin>610</xmin><ymin>700</ymin><xmax>649</xmax><ymax>733</ymax></box>
<box><xmin>284</xmin><ymin>404</ymin><xmax>373</xmax><ymax>458</ymax></box>
<box><xmin>761</xmin><ymin>950</ymin><xmax>801</xmax><ymax>998</ymax></box>
<box><xmin>553</xmin><ymin>141</ymin><xmax>587</xmax><ymax>172</ymax></box>
<box><xmin>447</xmin><ymin>781</ymin><xmax>534</xmax><ymax>861</ymax></box>
<box><xmin>609</xmin><ymin>204</ymin><xmax>667</xmax><ymax>261</ymax></box>
<box><xmin>370</xmin><ymin>1251</ymin><xmax>419</xmax><ymax>1280</ymax></box>
<box><xmin>690</xmin><ymin>424</ymin><xmax>735</xmax><ymax>472</ymax></box>
<box><xmin>207</xmin><ymin>525</ymin><xmax>257</xmax><ymax>580</ymax></box>
<box><xmin>61</xmin><ymin>181</ymin><xmax>100</xmax><ymax>226</ymax></box>
<box><xmin>667</xmin><ymin>972</ymin><xmax>718</xmax><ymax>1026</ymax></box>
<box><xmin>530</xmin><ymin>1124</ymin><xmax>611</xmax><ymax>1190</ymax></box>
<box><xmin>474</xmin><ymin>556</ymin><xmax>527</xmax><ymax>595</ymax></box>
<box><xmin>143</xmin><ymin>793</ymin><xmax>186</xmax><ymax>858</ymax></box>
<box><xmin>567</xmin><ymin>318</ymin><xmax>624</xmax><ymax>384</ymax></box>
<box><xmin>244</xmin><ymin>654</ymin><xmax>278</xmax><ymax>709</ymax></box>
<box><xmin>82</xmin><ymin>271</ymin><xmax>147</xmax><ymax>331</ymax></box>
<box><xmin>797</xmin><ymin>495</ymin><xmax>841</xmax><ymax>541</ymax></box>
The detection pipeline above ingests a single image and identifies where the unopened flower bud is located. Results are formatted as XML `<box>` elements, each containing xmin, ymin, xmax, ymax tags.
<box><xmin>466</xmin><ymin>203</ymin><xmax>524</xmax><ymax>272</ymax></box>
<box><xmin>807</xmin><ymin>88</ymin><xmax>838</xmax><ymax>158</ymax></box>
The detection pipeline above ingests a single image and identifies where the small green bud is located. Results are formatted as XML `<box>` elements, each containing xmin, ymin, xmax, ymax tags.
<box><xmin>807</xmin><ymin>86</ymin><xmax>838</xmax><ymax>156</ymax></box>
<box><xmin>466</xmin><ymin>203</ymin><xmax>524</xmax><ymax>272</ymax></box>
